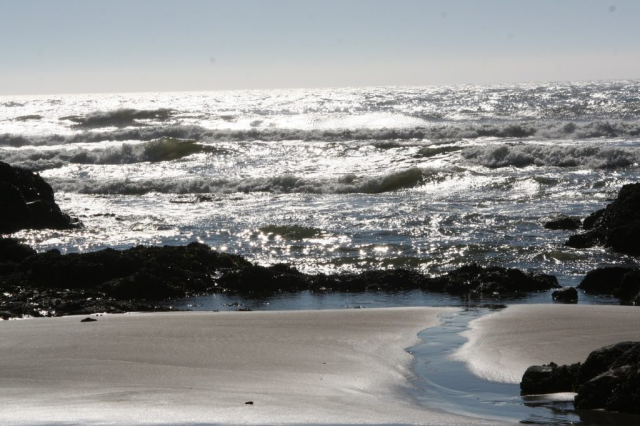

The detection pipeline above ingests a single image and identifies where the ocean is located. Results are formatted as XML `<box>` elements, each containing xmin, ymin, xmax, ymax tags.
<box><xmin>2</xmin><ymin>80</ymin><xmax>639</xmax><ymax>286</ymax></box>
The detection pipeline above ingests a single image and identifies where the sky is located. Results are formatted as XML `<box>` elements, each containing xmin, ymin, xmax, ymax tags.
<box><xmin>1</xmin><ymin>0</ymin><xmax>639</xmax><ymax>95</ymax></box>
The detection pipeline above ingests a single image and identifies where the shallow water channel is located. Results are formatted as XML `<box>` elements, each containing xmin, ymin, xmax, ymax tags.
<box><xmin>410</xmin><ymin>308</ymin><xmax>640</xmax><ymax>425</ymax></box>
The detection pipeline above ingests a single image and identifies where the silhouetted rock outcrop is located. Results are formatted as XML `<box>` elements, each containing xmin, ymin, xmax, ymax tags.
<box><xmin>0</xmin><ymin>161</ymin><xmax>80</xmax><ymax>234</ymax></box>
<box><xmin>566</xmin><ymin>183</ymin><xmax>640</xmax><ymax>256</ymax></box>
<box><xmin>521</xmin><ymin>341</ymin><xmax>640</xmax><ymax>414</ymax></box>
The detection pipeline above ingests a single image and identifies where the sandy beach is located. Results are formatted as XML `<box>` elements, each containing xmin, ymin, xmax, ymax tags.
<box><xmin>453</xmin><ymin>304</ymin><xmax>640</xmax><ymax>384</ymax></box>
<box><xmin>0</xmin><ymin>307</ymin><xmax>504</xmax><ymax>425</ymax></box>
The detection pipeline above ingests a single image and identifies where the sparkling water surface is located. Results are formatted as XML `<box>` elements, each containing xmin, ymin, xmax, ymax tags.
<box><xmin>2</xmin><ymin>81</ymin><xmax>640</xmax><ymax>281</ymax></box>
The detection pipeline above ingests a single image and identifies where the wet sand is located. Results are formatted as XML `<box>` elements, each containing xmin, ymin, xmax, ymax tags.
<box><xmin>0</xmin><ymin>307</ymin><xmax>502</xmax><ymax>425</ymax></box>
<box><xmin>453</xmin><ymin>304</ymin><xmax>640</xmax><ymax>384</ymax></box>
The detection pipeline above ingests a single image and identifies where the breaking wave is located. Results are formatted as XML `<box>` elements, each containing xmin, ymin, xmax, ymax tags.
<box><xmin>48</xmin><ymin>167</ymin><xmax>450</xmax><ymax>195</ymax></box>
<box><xmin>3</xmin><ymin>120</ymin><xmax>640</xmax><ymax>147</ymax></box>
<box><xmin>60</xmin><ymin>108</ymin><xmax>174</xmax><ymax>128</ymax></box>
<box><xmin>462</xmin><ymin>144</ymin><xmax>640</xmax><ymax>169</ymax></box>
<box><xmin>0</xmin><ymin>138</ymin><xmax>214</xmax><ymax>171</ymax></box>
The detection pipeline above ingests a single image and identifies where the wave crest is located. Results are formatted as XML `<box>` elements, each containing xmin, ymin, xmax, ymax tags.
<box><xmin>3</xmin><ymin>119</ymin><xmax>640</xmax><ymax>147</ymax></box>
<box><xmin>0</xmin><ymin>138</ymin><xmax>214</xmax><ymax>171</ymax></box>
<box><xmin>60</xmin><ymin>108</ymin><xmax>174</xmax><ymax>128</ymax></box>
<box><xmin>462</xmin><ymin>144</ymin><xmax>640</xmax><ymax>169</ymax></box>
<box><xmin>48</xmin><ymin>168</ymin><xmax>447</xmax><ymax>195</ymax></box>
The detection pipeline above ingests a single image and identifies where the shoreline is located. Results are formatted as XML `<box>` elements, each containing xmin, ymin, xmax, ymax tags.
<box><xmin>0</xmin><ymin>307</ymin><xmax>505</xmax><ymax>425</ymax></box>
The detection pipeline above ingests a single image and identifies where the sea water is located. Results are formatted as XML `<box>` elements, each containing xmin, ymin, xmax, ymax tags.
<box><xmin>2</xmin><ymin>81</ymin><xmax>640</xmax><ymax>282</ymax></box>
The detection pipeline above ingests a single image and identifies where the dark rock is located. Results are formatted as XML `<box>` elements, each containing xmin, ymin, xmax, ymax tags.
<box><xmin>0</xmin><ymin>183</ymin><xmax>29</xmax><ymax>234</ymax></box>
<box><xmin>0</xmin><ymin>161</ymin><xmax>55</xmax><ymax>203</ymax></box>
<box><xmin>544</xmin><ymin>217</ymin><xmax>581</xmax><ymax>230</ymax></box>
<box><xmin>0</xmin><ymin>161</ymin><xmax>79</xmax><ymax>234</ymax></box>
<box><xmin>576</xmin><ymin>341</ymin><xmax>637</xmax><ymax>384</ymax></box>
<box><xmin>552</xmin><ymin>286</ymin><xmax>578</xmax><ymax>303</ymax></box>
<box><xmin>216</xmin><ymin>263</ymin><xmax>560</xmax><ymax>295</ymax></box>
<box><xmin>0</xmin><ymin>240</ymin><xmax>561</xmax><ymax>318</ymax></box>
<box><xmin>583</xmin><ymin>209</ymin><xmax>605</xmax><ymax>230</ymax></box>
<box><xmin>619</xmin><ymin>270</ymin><xmax>640</xmax><ymax>304</ymax></box>
<box><xmin>80</xmin><ymin>317</ymin><xmax>97</xmax><ymax>322</ymax></box>
<box><xmin>565</xmin><ymin>231</ymin><xmax>602</xmax><ymax>249</ymax></box>
<box><xmin>566</xmin><ymin>183</ymin><xmax>640</xmax><ymax>256</ymax></box>
<box><xmin>423</xmin><ymin>264</ymin><xmax>560</xmax><ymax>295</ymax></box>
<box><xmin>578</xmin><ymin>267</ymin><xmax>640</xmax><ymax>303</ymax></box>
<box><xmin>520</xmin><ymin>362</ymin><xmax>580</xmax><ymax>395</ymax></box>
<box><xmin>522</xmin><ymin>341</ymin><xmax>640</xmax><ymax>414</ymax></box>
<box><xmin>101</xmin><ymin>269</ymin><xmax>184</xmax><ymax>300</ymax></box>
<box><xmin>578</xmin><ymin>266</ymin><xmax>631</xmax><ymax>295</ymax></box>
<box><xmin>575</xmin><ymin>342</ymin><xmax>640</xmax><ymax>413</ymax></box>
<box><xmin>575</xmin><ymin>370</ymin><xmax>622</xmax><ymax>410</ymax></box>
<box><xmin>216</xmin><ymin>263</ymin><xmax>310</xmax><ymax>294</ymax></box>
<box><xmin>245</xmin><ymin>401</ymin><xmax>253</xmax><ymax>405</ymax></box>
<box><xmin>0</xmin><ymin>238</ymin><xmax>36</xmax><ymax>263</ymax></box>
<box><xmin>607</xmin><ymin>222</ymin><xmax>640</xmax><ymax>256</ymax></box>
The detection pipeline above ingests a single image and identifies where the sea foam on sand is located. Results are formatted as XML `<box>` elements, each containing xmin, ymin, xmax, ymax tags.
<box><xmin>452</xmin><ymin>305</ymin><xmax>640</xmax><ymax>384</ymax></box>
<box><xmin>0</xmin><ymin>307</ymin><xmax>501</xmax><ymax>425</ymax></box>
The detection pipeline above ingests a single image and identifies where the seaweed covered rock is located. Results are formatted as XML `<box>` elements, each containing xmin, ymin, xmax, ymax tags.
<box><xmin>12</xmin><ymin>242</ymin><xmax>251</xmax><ymax>295</ymax></box>
<box><xmin>216</xmin><ymin>263</ymin><xmax>559</xmax><ymax>295</ymax></box>
<box><xmin>566</xmin><ymin>183</ymin><xmax>640</xmax><ymax>256</ymax></box>
<box><xmin>213</xmin><ymin>263</ymin><xmax>311</xmax><ymax>294</ymax></box>
<box><xmin>316</xmin><ymin>269</ymin><xmax>429</xmax><ymax>292</ymax></box>
<box><xmin>1</xmin><ymin>240</ymin><xmax>562</xmax><ymax>318</ymax></box>
<box><xmin>0</xmin><ymin>242</ymin><xmax>253</xmax><ymax>318</ymax></box>
<box><xmin>0</xmin><ymin>161</ymin><xmax>79</xmax><ymax>234</ymax></box>
<box><xmin>578</xmin><ymin>266</ymin><xmax>640</xmax><ymax>304</ymax></box>
<box><xmin>423</xmin><ymin>264</ymin><xmax>560</xmax><ymax>294</ymax></box>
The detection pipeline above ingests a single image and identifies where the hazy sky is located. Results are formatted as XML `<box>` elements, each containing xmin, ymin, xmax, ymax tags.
<box><xmin>1</xmin><ymin>0</ymin><xmax>639</xmax><ymax>95</ymax></box>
